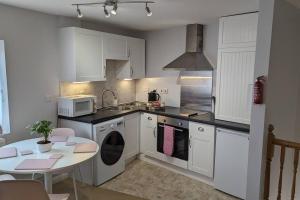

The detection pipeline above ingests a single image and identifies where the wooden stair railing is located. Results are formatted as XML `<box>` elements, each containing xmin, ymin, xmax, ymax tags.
<box><xmin>264</xmin><ymin>124</ymin><xmax>300</xmax><ymax>200</ymax></box>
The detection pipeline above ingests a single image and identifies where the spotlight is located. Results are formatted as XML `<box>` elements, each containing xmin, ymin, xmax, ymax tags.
<box><xmin>111</xmin><ymin>3</ymin><xmax>118</xmax><ymax>15</ymax></box>
<box><xmin>76</xmin><ymin>5</ymin><xmax>83</xmax><ymax>18</ymax></box>
<box><xmin>104</xmin><ymin>6</ymin><xmax>110</xmax><ymax>18</ymax></box>
<box><xmin>145</xmin><ymin>3</ymin><xmax>152</xmax><ymax>17</ymax></box>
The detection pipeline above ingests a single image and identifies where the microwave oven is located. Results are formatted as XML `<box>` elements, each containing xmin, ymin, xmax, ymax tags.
<box><xmin>58</xmin><ymin>95</ymin><xmax>96</xmax><ymax>117</ymax></box>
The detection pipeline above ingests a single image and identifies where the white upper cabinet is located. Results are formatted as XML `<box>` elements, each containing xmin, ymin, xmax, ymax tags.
<box><xmin>103</xmin><ymin>33</ymin><xmax>128</xmax><ymax>61</ymax></box>
<box><xmin>188</xmin><ymin>122</ymin><xmax>215</xmax><ymax>178</ymax></box>
<box><xmin>59</xmin><ymin>27</ymin><xmax>106</xmax><ymax>82</ymax></box>
<box><xmin>215</xmin><ymin>13</ymin><xmax>258</xmax><ymax>124</ymax></box>
<box><xmin>219</xmin><ymin>13</ymin><xmax>259</xmax><ymax>49</ymax></box>
<box><xmin>116</xmin><ymin>37</ymin><xmax>145</xmax><ymax>80</ymax></box>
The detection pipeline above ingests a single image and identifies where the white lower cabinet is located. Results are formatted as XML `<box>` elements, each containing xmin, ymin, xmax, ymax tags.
<box><xmin>214</xmin><ymin>128</ymin><xmax>249</xmax><ymax>199</ymax></box>
<box><xmin>188</xmin><ymin>122</ymin><xmax>215</xmax><ymax>178</ymax></box>
<box><xmin>140</xmin><ymin>113</ymin><xmax>157</xmax><ymax>158</ymax></box>
<box><xmin>124</xmin><ymin>113</ymin><xmax>140</xmax><ymax>159</ymax></box>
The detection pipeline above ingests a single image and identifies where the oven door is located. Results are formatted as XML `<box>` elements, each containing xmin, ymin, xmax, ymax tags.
<box><xmin>157</xmin><ymin>123</ymin><xmax>189</xmax><ymax>161</ymax></box>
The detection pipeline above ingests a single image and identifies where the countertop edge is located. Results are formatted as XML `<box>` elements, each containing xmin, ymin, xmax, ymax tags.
<box><xmin>58</xmin><ymin>109</ymin><xmax>250</xmax><ymax>133</ymax></box>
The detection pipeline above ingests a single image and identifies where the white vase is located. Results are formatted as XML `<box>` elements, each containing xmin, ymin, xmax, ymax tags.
<box><xmin>36</xmin><ymin>141</ymin><xmax>52</xmax><ymax>153</ymax></box>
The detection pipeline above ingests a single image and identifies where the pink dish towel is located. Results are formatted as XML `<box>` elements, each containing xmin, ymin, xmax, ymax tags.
<box><xmin>15</xmin><ymin>159</ymin><xmax>58</xmax><ymax>170</ymax></box>
<box><xmin>0</xmin><ymin>147</ymin><xmax>17</xmax><ymax>159</ymax></box>
<box><xmin>163</xmin><ymin>125</ymin><xmax>174</xmax><ymax>156</ymax></box>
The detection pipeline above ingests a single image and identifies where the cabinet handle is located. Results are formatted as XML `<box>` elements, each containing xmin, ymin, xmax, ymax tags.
<box><xmin>104</xmin><ymin>65</ymin><xmax>106</xmax><ymax>78</ymax></box>
<box><xmin>198</xmin><ymin>127</ymin><xmax>204</xmax><ymax>132</ymax></box>
<box><xmin>153</xmin><ymin>127</ymin><xmax>156</xmax><ymax>138</ymax></box>
<box><xmin>189</xmin><ymin>138</ymin><xmax>191</xmax><ymax>148</ymax></box>
<box><xmin>130</xmin><ymin>67</ymin><xmax>133</xmax><ymax>77</ymax></box>
<box><xmin>148</xmin><ymin>117</ymin><xmax>152</xmax><ymax>120</ymax></box>
<box><xmin>127</xmin><ymin>48</ymin><xmax>130</xmax><ymax>58</ymax></box>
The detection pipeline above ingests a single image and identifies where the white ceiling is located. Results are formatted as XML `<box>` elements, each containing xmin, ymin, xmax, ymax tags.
<box><xmin>0</xmin><ymin>0</ymin><xmax>259</xmax><ymax>31</ymax></box>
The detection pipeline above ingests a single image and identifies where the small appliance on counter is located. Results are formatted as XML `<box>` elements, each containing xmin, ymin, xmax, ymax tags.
<box><xmin>58</xmin><ymin>95</ymin><xmax>96</xmax><ymax>117</ymax></box>
<box><xmin>147</xmin><ymin>90</ymin><xmax>164</xmax><ymax>110</ymax></box>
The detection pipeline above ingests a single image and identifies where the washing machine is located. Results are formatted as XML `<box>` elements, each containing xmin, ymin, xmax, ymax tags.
<box><xmin>93</xmin><ymin>117</ymin><xmax>125</xmax><ymax>186</ymax></box>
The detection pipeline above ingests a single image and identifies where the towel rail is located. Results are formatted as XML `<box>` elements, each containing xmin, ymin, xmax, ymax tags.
<box><xmin>158</xmin><ymin>124</ymin><xmax>183</xmax><ymax>132</ymax></box>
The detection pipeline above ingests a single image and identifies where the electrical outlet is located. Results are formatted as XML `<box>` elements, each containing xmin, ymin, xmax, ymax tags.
<box><xmin>160</xmin><ymin>88</ymin><xmax>168</xmax><ymax>94</ymax></box>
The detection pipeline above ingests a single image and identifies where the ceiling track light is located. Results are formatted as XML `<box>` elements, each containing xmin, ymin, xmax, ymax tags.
<box><xmin>145</xmin><ymin>3</ymin><xmax>152</xmax><ymax>17</ymax></box>
<box><xmin>73</xmin><ymin>1</ymin><xmax>155</xmax><ymax>19</ymax></box>
<box><xmin>76</xmin><ymin>5</ymin><xmax>83</xmax><ymax>18</ymax></box>
<box><xmin>104</xmin><ymin>6</ymin><xmax>110</xmax><ymax>18</ymax></box>
<box><xmin>111</xmin><ymin>3</ymin><xmax>118</xmax><ymax>15</ymax></box>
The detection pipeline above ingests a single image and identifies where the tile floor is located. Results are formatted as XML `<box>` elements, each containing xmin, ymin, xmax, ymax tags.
<box><xmin>101</xmin><ymin>160</ymin><xmax>239</xmax><ymax>200</ymax></box>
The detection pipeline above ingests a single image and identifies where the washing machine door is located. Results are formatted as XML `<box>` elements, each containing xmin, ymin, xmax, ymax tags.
<box><xmin>101</xmin><ymin>131</ymin><xmax>125</xmax><ymax>165</ymax></box>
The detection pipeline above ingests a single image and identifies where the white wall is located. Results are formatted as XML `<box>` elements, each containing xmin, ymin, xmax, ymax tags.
<box><xmin>265</xmin><ymin>0</ymin><xmax>300</xmax><ymax>199</ymax></box>
<box><xmin>143</xmin><ymin>23</ymin><xmax>219</xmax><ymax>78</ymax></box>
<box><xmin>0</xmin><ymin>4</ymin><xmax>60</xmax><ymax>143</ymax></box>
<box><xmin>246</xmin><ymin>1</ymin><xmax>274</xmax><ymax>199</ymax></box>
<box><xmin>247</xmin><ymin>0</ymin><xmax>300</xmax><ymax>199</ymax></box>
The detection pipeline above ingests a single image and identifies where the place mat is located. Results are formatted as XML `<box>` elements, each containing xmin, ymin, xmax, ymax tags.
<box><xmin>15</xmin><ymin>159</ymin><xmax>58</xmax><ymax>170</ymax></box>
<box><xmin>20</xmin><ymin>150</ymin><xmax>33</xmax><ymax>156</ymax></box>
<box><xmin>0</xmin><ymin>147</ymin><xmax>17</xmax><ymax>159</ymax></box>
<box><xmin>74</xmin><ymin>143</ymin><xmax>97</xmax><ymax>153</ymax></box>
<box><xmin>49</xmin><ymin>153</ymin><xmax>63</xmax><ymax>159</ymax></box>
<box><xmin>50</xmin><ymin>135</ymin><xmax>68</xmax><ymax>142</ymax></box>
<box><xmin>65</xmin><ymin>141</ymin><xmax>76</xmax><ymax>146</ymax></box>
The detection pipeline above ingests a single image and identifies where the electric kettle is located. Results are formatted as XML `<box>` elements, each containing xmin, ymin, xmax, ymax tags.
<box><xmin>148</xmin><ymin>90</ymin><xmax>160</xmax><ymax>102</ymax></box>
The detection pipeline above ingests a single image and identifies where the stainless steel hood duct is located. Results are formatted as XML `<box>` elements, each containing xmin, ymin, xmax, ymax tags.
<box><xmin>163</xmin><ymin>24</ymin><xmax>213</xmax><ymax>71</ymax></box>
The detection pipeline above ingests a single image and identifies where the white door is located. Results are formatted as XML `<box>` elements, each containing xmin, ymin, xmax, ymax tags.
<box><xmin>219</xmin><ymin>13</ymin><xmax>258</xmax><ymax>49</ymax></box>
<box><xmin>188</xmin><ymin>122</ymin><xmax>215</xmax><ymax>178</ymax></box>
<box><xmin>128</xmin><ymin>37</ymin><xmax>145</xmax><ymax>79</ymax></box>
<box><xmin>215</xmin><ymin>47</ymin><xmax>255</xmax><ymax>124</ymax></box>
<box><xmin>116</xmin><ymin>37</ymin><xmax>145</xmax><ymax>80</ymax></box>
<box><xmin>140</xmin><ymin>113</ymin><xmax>157</xmax><ymax>158</ymax></box>
<box><xmin>103</xmin><ymin>33</ymin><xmax>128</xmax><ymax>60</ymax></box>
<box><xmin>214</xmin><ymin>128</ymin><xmax>249</xmax><ymax>199</ymax></box>
<box><xmin>75</xmin><ymin>29</ymin><xmax>105</xmax><ymax>81</ymax></box>
<box><xmin>124</xmin><ymin>113</ymin><xmax>140</xmax><ymax>159</ymax></box>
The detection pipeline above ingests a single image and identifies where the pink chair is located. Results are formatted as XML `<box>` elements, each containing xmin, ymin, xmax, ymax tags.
<box><xmin>51</xmin><ymin>128</ymin><xmax>75</xmax><ymax>137</ymax></box>
<box><xmin>0</xmin><ymin>180</ymin><xmax>69</xmax><ymax>200</ymax></box>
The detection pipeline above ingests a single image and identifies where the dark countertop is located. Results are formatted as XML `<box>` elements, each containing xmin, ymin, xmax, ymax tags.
<box><xmin>58</xmin><ymin>106</ymin><xmax>250</xmax><ymax>133</ymax></box>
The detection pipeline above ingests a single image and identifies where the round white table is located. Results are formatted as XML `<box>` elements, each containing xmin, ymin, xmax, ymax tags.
<box><xmin>0</xmin><ymin>137</ymin><xmax>99</xmax><ymax>193</ymax></box>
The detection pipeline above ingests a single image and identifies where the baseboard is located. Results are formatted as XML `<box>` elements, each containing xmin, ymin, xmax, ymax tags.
<box><xmin>138</xmin><ymin>154</ymin><xmax>214</xmax><ymax>186</ymax></box>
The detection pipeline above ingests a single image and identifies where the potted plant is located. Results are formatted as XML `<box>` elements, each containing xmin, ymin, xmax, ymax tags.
<box><xmin>28</xmin><ymin>120</ymin><xmax>53</xmax><ymax>153</ymax></box>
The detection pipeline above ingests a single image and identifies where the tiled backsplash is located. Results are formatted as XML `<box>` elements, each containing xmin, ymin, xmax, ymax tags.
<box><xmin>60</xmin><ymin>63</ymin><xmax>136</xmax><ymax>108</ymax></box>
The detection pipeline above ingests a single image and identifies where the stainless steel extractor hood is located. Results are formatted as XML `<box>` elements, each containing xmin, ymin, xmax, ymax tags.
<box><xmin>163</xmin><ymin>24</ymin><xmax>213</xmax><ymax>71</ymax></box>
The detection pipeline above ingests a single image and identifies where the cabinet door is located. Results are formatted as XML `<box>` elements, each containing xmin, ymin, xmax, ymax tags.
<box><xmin>75</xmin><ymin>28</ymin><xmax>105</xmax><ymax>82</ymax></box>
<box><xmin>124</xmin><ymin>113</ymin><xmax>140</xmax><ymax>159</ymax></box>
<box><xmin>103</xmin><ymin>33</ymin><xmax>128</xmax><ymax>60</ymax></box>
<box><xmin>219</xmin><ymin>13</ymin><xmax>258</xmax><ymax>49</ymax></box>
<box><xmin>116</xmin><ymin>37</ymin><xmax>145</xmax><ymax>80</ymax></box>
<box><xmin>214</xmin><ymin>129</ymin><xmax>249</xmax><ymax>199</ymax></box>
<box><xmin>140</xmin><ymin>113</ymin><xmax>157</xmax><ymax>158</ymax></box>
<box><xmin>128</xmin><ymin>37</ymin><xmax>145</xmax><ymax>79</ymax></box>
<box><xmin>215</xmin><ymin>47</ymin><xmax>255</xmax><ymax>124</ymax></box>
<box><xmin>188</xmin><ymin>122</ymin><xmax>215</xmax><ymax>178</ymax></box>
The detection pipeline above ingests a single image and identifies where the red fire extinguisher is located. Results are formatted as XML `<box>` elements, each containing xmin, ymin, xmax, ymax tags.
<box><xmin>253</xmin><ymin>76</ymin><xmax>265</xmax><ymax>104</ymax></box>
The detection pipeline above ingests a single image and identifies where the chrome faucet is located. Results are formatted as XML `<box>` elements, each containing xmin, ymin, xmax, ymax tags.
<box><xmin>101</xmin><ymin>89</ymin><xmax>117</xmax><ymax>108</ymax></box>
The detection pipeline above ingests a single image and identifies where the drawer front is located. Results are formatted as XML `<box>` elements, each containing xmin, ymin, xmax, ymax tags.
<box><xmin>189</xmin><ymin>122</ymin><xmax>215</xmax><ymax>140</ymax></box>
<box><xmin>142</xmin><ymin>113</ymin><xmax>157</xmax><ymax>128</ymax></box>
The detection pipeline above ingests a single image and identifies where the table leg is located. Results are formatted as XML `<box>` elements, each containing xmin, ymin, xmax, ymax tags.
<box><xmin>44</xmin><ymin>173</ymin><xmax>53</xmax><ymax>194</ymax></box>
